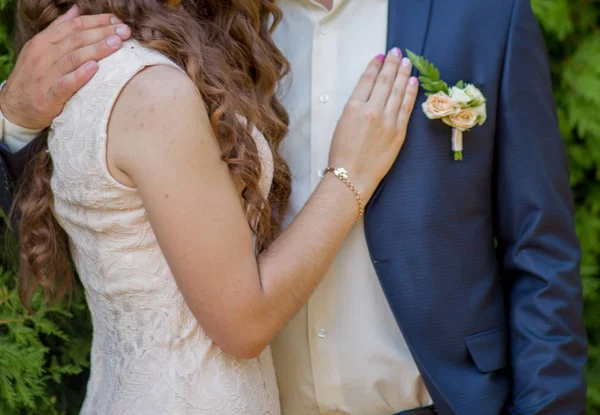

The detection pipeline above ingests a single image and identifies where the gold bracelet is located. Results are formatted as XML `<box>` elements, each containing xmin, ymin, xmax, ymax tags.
<box><xmin>323</xmin><ymin>167</ymin><xmax>364</xmax><ymax>220</ymax></box>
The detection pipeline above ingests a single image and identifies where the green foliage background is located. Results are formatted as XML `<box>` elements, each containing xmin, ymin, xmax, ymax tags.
<box><xmin>0</xmin><ymin>0</ymin><xmax>599</xmax><ymax>413</ymax></box>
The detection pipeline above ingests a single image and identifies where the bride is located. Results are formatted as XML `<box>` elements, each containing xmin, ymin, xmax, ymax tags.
<box><xmin>14</xmin><ymin>0</ymin><xmax>418</xmax><ymax>413</ymax></box>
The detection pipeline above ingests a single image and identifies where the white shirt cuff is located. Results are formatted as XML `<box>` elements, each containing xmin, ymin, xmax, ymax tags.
<box><xmin>0</xmin><ymin>81</ymin><xmax>44</xmax><ymax>152</ymax></box>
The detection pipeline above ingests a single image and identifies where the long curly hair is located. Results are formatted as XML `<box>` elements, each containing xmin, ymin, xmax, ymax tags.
<box><xmin>14</xmin><ymin>0</ymin><xmax>292</xmax><ymax>305</ymax></box>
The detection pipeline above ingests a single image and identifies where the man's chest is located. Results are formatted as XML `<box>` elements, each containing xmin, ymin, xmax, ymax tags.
<box><xmin>273</xmin><ymin>0</ymin><xmax>389</xmax><ymax>175</ymax></box>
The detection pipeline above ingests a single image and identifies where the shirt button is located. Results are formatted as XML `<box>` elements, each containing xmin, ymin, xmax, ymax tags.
<box><xmin>319</xmin><ymin>26</ymin><xmax>329</xmax><ymax>34</ymax></box>
<box><xmin>319</xmin><ymin>94</ymin><xmax>330</xmax><ymax>103</ymax></box>
<box><xmin>317</xmin><ymin>328</ymin><xmax>327</xmax><ymax>338</ymax></box>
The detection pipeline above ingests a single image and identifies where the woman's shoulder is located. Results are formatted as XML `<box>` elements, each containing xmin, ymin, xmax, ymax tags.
<box><xmin>94</xmin><ymin>39</ymin><xmax>182</xmax><ymax>80</ymax></box>
<box><xmin>54</xmin><ymin>40</ymin><xmax>192</xmax><ymax>126</ymax></box>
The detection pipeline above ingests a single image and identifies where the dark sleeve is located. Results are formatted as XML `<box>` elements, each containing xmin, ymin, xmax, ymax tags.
<box><xmin>0</xmin><ymin>140</ymin><xmax>34</xmax><ymax>227</ymax></box>
<box><xmin>0</xmin><ymin>142</ymin><xmax>13</xmax><ymax>217</ymax></box>
<box><xmin>493</xmin><ymin>0</ymin><xmax>588</xmax><ymax>413</ymax></box>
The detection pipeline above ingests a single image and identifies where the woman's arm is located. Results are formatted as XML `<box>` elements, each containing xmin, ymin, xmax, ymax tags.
<box><xmin>109</xmin><ymin>52</ymin><xmax>417</xmax><ymax>359</ymax></box>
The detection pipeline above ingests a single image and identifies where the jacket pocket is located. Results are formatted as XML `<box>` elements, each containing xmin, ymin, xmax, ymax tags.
<box><xmin>465</xmin><ymin>325</ymin><xmax>508</xmax><ymax>373</ymax></box>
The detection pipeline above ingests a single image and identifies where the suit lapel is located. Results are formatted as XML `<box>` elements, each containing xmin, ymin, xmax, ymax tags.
<box><xmin>386</xmin><ymin>0</ymin><xmax>433</xmax><ymax>54</ymax></box>
<box><xmin>367</xmin><ymin>0</ymin><xmax>434</xmax><ymax>209</ymax></box>
<box><xmin>379</xmin><ymin>2</ymin><xmax>457</xmax><ymax>413</ymax></box>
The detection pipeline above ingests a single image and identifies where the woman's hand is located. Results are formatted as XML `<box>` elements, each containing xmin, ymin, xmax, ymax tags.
<box><xmin>0</xmin><ymin>5</ymin><xmax>130</xmax><ymax>130</ymax></box>
<box><xmin>328</xmin><ymin>48</ymin><xmax>418</xmax><ymax>201</ymax></box>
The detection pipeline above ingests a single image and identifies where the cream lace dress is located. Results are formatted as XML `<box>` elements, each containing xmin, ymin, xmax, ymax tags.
<box><xmin>48</xmin><ymin>40</ymin><xmax>280</xmax><ymax>415</ymax></box>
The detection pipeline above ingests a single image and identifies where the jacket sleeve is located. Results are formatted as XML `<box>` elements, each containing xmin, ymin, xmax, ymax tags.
<box><xmin>493</xmin><ymin>0</ymin><xmax>587</xmax><ymax>413</ymax></box>
<box><xmin>0</xmin><ymin>141</ymin><xmax>34</xmax><ymax>226</ymax></box>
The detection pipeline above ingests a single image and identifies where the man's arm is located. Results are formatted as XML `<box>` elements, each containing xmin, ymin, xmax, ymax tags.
<box><xmin>494</xmin><ymin>0</ymin><xmax>587</xmax><ymax>413</ymax></box>
<box><xmin>0</xmin><ymin>5</ymin><xmax>130</xmax><ymax>214</ymax></box>
<box><xmin>0</xmin><ymin>5</ymin><xmax>130</xmax><ymax>131</ymax></box>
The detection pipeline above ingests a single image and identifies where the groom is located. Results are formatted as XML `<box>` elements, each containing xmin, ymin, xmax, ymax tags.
<box><xmin>0</xmin><ymin>0</ymin><xmax>587</xmax><ymax>414</ymax></box>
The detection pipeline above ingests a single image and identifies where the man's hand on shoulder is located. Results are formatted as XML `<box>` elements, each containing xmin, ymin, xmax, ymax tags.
<box><xmin>0</xmin><ymin>5</ymin><xmax>131</xmax><ymax>130</ymax></box>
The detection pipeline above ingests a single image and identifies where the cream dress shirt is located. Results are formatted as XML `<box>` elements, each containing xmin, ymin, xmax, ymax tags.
<box><xmin>271</xmin><ymin>1</ymin><xmax>431</xmax><ymax>414</ymax></box>
<box><xmin>2</xmin><ymin>1</ymin><xmax>432</xmax><ymax>413</ymax></box>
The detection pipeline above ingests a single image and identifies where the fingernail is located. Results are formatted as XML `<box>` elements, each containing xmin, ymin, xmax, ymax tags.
<box><xmin>409</xmin><ymin>77</ymin><xmax>418</xmax><ymax>86</ymax></box>
<box><xmin>110</xmin><ymin>16</ymin><xmax>122</xmax><ymax>24</ymax></box>
<box><xmin>376</xmin><ymin>54</ymin><xmax>385</xmax><ymax>63</ymax></box>
<box><xmin>390</xmin><ymin>47</ymin><xmax>401</xmax><ymax>57</ymax></box>
<box><xmin>116</xmin><ymin>25</ymin><xmax>130</xmax><ymax>37</ymax></box>
<box><xmin>106</xmin><ymin>35</ymin><xmax>121</xmax><ymax>47</ymax></box>
<box><xmin>401</xmin><ymin>57</ymin><xmax>411</xmax><ymax>67</ymax></box>
<box><xmin>84</xmin><ymin>61</ymin><xmax>98</xmax><ymax>72</ymax></box>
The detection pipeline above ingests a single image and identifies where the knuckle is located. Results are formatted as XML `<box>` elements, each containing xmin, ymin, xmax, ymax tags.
<box><xmin>70</xmin><ymin>33</ymin><xmax>85</xmax><ymax>48</ymax></box>
<box><xmin>406</xmin><ymin>86</ymin><xmax>418</xmax><ymax>97</ymax></box>
<box><xmin>32</xmin><ymin>74</ymin><xmax>44</xmax><ymax>87</ymax></box>
<box><xmin>30</xmin><ymin>54</ymin><xmax>43</xmax><ymax>69</ymax></box>
<box><xmin>67</xmin><ymin>52</ymin><xmax>80</xmax><ymax>68</ymax></box>
<box><xmin>392</xmin><ymin>86</ymin><xmax>404</xmax><ymax>97</ymax></box>
<box><xmin>71</xmin><ymin>17</ymin><xmax>84</xmax><ymax>31</ymax></box>
<box><xmin>377</xmin><ymin>73</ymin><xmax>391</xmax><ymax>85</ymax></box>
<box><xmin>396</xmin><ymin>72</ymin><xmax>410</xmax><ymax>84</ymax></box>
<box><xmin>26</xmin><ymin>36</ymin><xmax>42</xmax><ymax>54</ymax></box>
<box><xmin>56</xmin><ymin>77</ymin><xmax>71</xmax><ymax>94</ymax></box>
<box><xmin>364</xmin><ymin>108</ymin><xmax>382</xmax><ymax>123</ymax></box>
<box><xmin>345</xmin><ymin>100</ymin><xmax>362</xmax><ymax>113</ymax></box>
<box><xmin>361</xmin><ymin>71</ymin><xmax>376</xmax><ymax>83</ymax></box>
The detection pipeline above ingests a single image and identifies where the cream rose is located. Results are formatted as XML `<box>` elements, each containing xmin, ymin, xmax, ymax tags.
<box><xmin>442</xmin><ymin>107</ymin><xmax>479</xmax><ymax>131</ymax></box>
<box><xmin>422</xmin><ymin>92</ymin><xmax>461</xmax><ymax>119</ymax></box>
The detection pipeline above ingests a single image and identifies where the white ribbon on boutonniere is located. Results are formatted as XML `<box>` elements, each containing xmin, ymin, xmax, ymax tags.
<box><xmin>407</xmin><ymin>50</ymin><xmax>487</xmax><ymax>161</ymax></box>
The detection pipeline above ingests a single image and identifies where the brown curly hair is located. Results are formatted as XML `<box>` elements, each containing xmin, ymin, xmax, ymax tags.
<box><xmin>14</xmin><ymin>0</ymin><xmax>292</xmax><ymax>305</ymax></box>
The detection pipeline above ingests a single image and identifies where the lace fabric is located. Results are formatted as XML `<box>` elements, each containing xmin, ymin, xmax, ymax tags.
<box><xmin>48</xmin><ymin>40</ymin><xmax>279</xmax><ymax>415</ymax></box>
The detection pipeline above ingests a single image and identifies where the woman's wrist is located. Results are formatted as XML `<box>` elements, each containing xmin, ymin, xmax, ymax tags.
<box><xmin>317</xmin><ymin>172</ymin><xmax>365</xmax><ymax>222</ymax></box>
<box><xmin>322</xmin><ymin>167</ymin><xmax>365</xmax><ymax>220</ymax></box>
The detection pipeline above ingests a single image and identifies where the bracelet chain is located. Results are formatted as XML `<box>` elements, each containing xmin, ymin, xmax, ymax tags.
<box><xmin>323</xmin><ymin>167</ymin><xmax>364</xmax><ymax>220</ymax></box>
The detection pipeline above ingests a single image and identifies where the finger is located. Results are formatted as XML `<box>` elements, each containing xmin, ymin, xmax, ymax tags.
<box><xmin>396</xmin><ymin>77</ymin><xmax>419</xmax><ymax>133</ymax></box>
<box><xmin>348</xmin><ymin>55</ymin><xmax>385</xmax><ymax>102</ymax></box>
<box><xmin>49</xmin><ymin>4</ymin><xmax>80</xmax><ymax>28</ymax></box>
<box><xmin>384</xmin><ymin>56</ymin><xmax>413</xmax><ymax>119</ymax></box>
<box><xmin>55</xmin><ymin>24</ymin><xmax>131</xmax><ymax>60</ymax></box>
<box><xmin>47</xmin><ymin>61</ymin><xmax>99</xmax><ymax>106</ymax></box>
<box><xmin>368</xmin><ymin>48</ymin><xmax>403</xmax><ymax>108</ymax></box>
<box><xmin>46</xmin><ymin>14</ymin><xmax>122</xmax><ymax>44</ymax></box>
<box><xmin>52</xmin><ymin>35</ymin><xmax>124</xmax><ymax>76</ymax></box>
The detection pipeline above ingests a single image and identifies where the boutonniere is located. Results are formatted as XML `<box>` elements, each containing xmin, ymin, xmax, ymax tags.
<box><xmin>407</xmin><ymin>50</ymin><xmax>487</xmax><ymax>161</ymax></box>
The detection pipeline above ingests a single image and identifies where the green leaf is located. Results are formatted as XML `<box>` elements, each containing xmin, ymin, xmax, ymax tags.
<box><xmin>406</xmin><ymin>49</ymin><xmax>449</xmax><ymax>94</ymax></box>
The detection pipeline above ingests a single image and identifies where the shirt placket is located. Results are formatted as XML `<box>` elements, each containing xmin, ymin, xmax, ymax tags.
<box><xmin>308</xmin><ymin>12</ymin><xmax>347</xmax><ymax>414</ymax></box>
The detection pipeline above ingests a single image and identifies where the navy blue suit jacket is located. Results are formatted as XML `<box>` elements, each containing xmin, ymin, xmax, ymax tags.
<box><xmin>370</xmin><ymin>0</ymin><xmax>587</xmax><ymax>413</ymax></box>
<box><xmin>0</xmin><ymin>0</ymin><xmax>587</xmax><ymax>413</ymax></box>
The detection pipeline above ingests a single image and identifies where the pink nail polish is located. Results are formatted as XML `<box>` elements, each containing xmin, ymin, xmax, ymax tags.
<box><xmin>391</xmin><ymin>47</ymin><xmax>401</xmax><ymax>57</ymax></box>
<box><xmin>401</xmin><ymin>57</ymin><xmax>411</xmax><ymax>67</ymax></box>
<box><xmin>376</xmin><ymin>54</ymin><xmax>385</xmax><ymax>63</ymax></box>
<box><xmin>409</xmin><ymin>77</ymin><xmax>418</xmax><ymax>86</ymax></box>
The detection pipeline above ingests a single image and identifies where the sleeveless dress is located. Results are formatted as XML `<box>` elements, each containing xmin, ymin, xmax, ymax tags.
<box><xmin>48</xmin><ymin>40</ymin><xmax>280</xmax><ymax>415</ymax></box>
